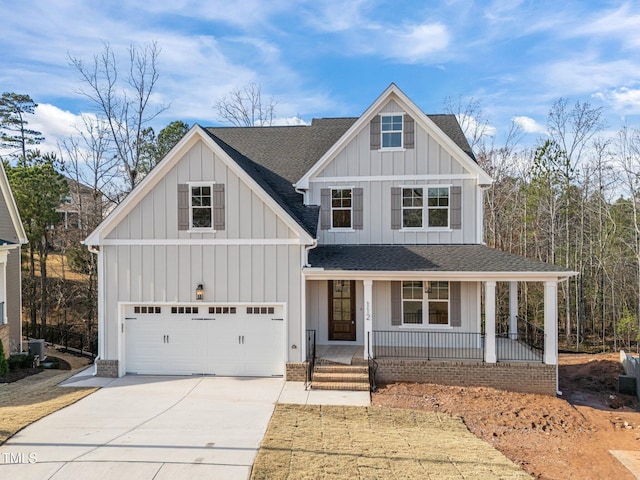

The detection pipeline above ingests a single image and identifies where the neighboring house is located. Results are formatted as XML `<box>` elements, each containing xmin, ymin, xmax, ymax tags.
<box><xmin>51</xmin><ymin>177</ymin><xmax>105</xmax><ymax>245</ymax></box>
<box><xmin>85</xmin><ymin>84</ymin><xmax>574</xmax><ymax>394</ymax></box>
<box><xmin>0</xmin><ymin>161</ymin><xmax>28</xmax><ymax>356</ymax></box>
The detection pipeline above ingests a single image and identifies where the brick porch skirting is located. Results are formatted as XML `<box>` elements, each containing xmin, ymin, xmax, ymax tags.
<box><xmin>375</xmin><ymin>359</ymin><xmax>557</xmax><ymax>396</ymax></box>
<box><xmin>285</xmin><ymin>362</ymin><xmax>307</xmax><ymax>382</ymax></box>
<box><xmin>95</xmin><ymin>359</ymin><xmax>119</xmax><ymax>377</ymax></box>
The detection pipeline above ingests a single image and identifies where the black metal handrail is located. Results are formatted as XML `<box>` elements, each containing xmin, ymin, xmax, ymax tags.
<box><xmin>367</xmin><ymin>331</ymin><xmax>378</xmax><ymax>392</ymax></box>
<box><xmin>371</xmin><ymin>330</ymin><xmax>484</xmax><ymax>361</ymax></box>
<box><xmin>304</xmin><ymin>329</ymin><xmax>316</xmax><ymax>390</ymax></box>
<box><xmin>516</xmin><ymin>315</ymin><xmax>545</xmax><ymax>351</ymax></box>
<box><xmin>494</xmin><ymin>315</ymin><xmax>545</xmax><ymax>362</ymax></box>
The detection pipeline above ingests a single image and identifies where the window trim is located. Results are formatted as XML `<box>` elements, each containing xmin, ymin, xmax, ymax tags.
<box><xmin>400</xmin><ymin>280</ymin><xmax>451</xmax><ymax>327</ymax></box>
<box><xmin>426</xmin><ymin>185</ymin><xmax>452</xmax><ymax>231</ymax></box>
<box><xmin>379</xmin><ymin>113</ymin><xmax>405</xmax><ymax>150</ymax></box>
<box><xmin>400</xmin><ymin>186</ymin><xmax>424</xmax><ymax>230</ymax></box>
<box><xmin>188</xmin><ymin>181</ymin><xmax>215</xmax><ymax>232</ymax></box>
<box><xmin>329</xmin><ymin>186</ymin><xmax>354</xmax><ymax>230</ymax></box>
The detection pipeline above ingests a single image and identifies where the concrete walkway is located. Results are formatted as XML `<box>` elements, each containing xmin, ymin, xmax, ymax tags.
<box><xmin>0</xmin><ymin>371</ymin><xmax>369</xmax><ymax>480</ymax></box>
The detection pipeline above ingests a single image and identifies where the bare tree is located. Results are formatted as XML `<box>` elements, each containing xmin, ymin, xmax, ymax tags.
<box><xmin>69</xmin><ymin>42</ymin><xmax>167</xmax><ymax>192</ymax></box>
<box><xmin>214</xmin><ymin>83</ymin><xmax>277</xmax><ymax>127</ymax></box>
<box><xmin>443</xmin><ymin>95</ymin><xmax>494</xmax><ymax>151</ymax></box>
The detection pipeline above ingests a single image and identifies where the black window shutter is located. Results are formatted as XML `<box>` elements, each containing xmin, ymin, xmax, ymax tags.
<box><xmin>370</xmin><ymin>116</ymin><xmax>381</xmax><ymax>150</ymax></box>
<box><xmin>390</xmin><ymin>187</ymin><xmax>401</xmax><ymax>230</ymax></box>
<box><xmin>450</xmin><ymin>282</ymin><xmax>461</xmax><ymax>327</ymax></box>
<box><xmin>404</xmin><ymin>114</ymin><xmax>415</xmax><ymax>149</ymax></box>
<box><xmin>450</xmin><ymin>186</ymin><xmax>462</xmax><ymax>230</ymax></box>
<box><xmin>177</xmin><ymin>184</ymin><xmax>189</xmax><ymax>231</ymax></box>
<box><xmin>353</xmin><ymin>188</ymin><xmax>363</xmax><ymax>230</ymax></box>
<box><xmin>391</xmin><ymin>282</ymin><xmax>402</xmax><ymax>326</ymax></box>
<box><xmin>213</xmin><ymin>184</ymin><xmax>225</xmax><ymax>230</ymax></box>
<box><xmin>320</xmin><ymin>188</ymin><xmax>331</xmax><ymax>230</ymax></box>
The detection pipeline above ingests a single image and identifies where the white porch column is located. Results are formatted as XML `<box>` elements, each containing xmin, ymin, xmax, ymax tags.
<box><xmin>363</xmin><ymin>279</ymin><xmax>373</xmax><ymax>360</ymax></box>
<box><xmin>509</xmin><ymin>281</ymin><xmax>518</xmax><ymax>339</ymax></box>
<box><xmin>544</xmin><ymin>280</ymin><xmax>558</xmax><ymax>365</ymax></box>
<box><xmin>485</xmin><ymin>281</ymin><xmax>497</xmax><ymax>363</ymax></box>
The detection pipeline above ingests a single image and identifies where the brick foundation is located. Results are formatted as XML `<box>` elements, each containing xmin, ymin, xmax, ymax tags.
<box><xmin>375</xmin><ymin>359</ymin><xmax>557</xmax><ymax>396</ymax></box>
<box><xmin>285</xmin><ymin>362</ymin><xmax>307</xmax><ymax>381</ymax></box>
<box><xmin>95</xmin><ymin>359</ymin><xmax>119</xmax><ymax>377</ymax></box>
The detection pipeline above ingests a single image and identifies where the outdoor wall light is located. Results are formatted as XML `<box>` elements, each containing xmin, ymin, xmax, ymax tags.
<box><xmin>196</xmin><ymin>283</ymin><xmax>204</xmax><ymax>300</ymax></box>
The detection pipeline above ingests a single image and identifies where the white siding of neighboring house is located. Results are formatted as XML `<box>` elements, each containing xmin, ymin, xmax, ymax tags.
<box><xmin>100</xmin><ymin>139</ymin><xmax>305</xmax><ymax>366</ymax></box>
<box><xmin>309</xmin><ymin>99</ymin><xmax>480</xmax><ymax>245</ymax></box>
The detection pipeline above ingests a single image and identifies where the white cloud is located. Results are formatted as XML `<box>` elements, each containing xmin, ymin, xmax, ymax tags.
<box><xmin>457</xmin><ymin>113</ymin><xmax>497</xmax><ymax>140</ymax></box>
<box><xmin>271</xmin><ymin>116</ymin><xmax>307</xmax><ymax>126</ymax></box>
<box><xmin>569</xmin><ymin>3</ymin><xmax>640</xmax><ymax>49</ymax></box>
<box><xmin>512</xmin><ymin>116</ymin><xmax>546</xmax><ymax>134</ymax></box>
<box><xmin>387</xmin><ymin>23</ymin><xmax>450</xmax><ymax>63</ymax></box>
<box><xmin>594</xmin><ymin>87</ymin><xmax>640</xmax><ymax>113</ymax></box>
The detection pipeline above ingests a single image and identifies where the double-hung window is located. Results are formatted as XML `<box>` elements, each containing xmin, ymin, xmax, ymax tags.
<box><xmin>190</xmin><ymin>183</ymin><xmax>213</xmax><ymax>229</ymax></box>
<box><xmin>427</xmin><ymin>187</ymin><xmax>449</xmax><ymax>228</ymax></box>
<box><xmin>331</xmin><ymin>188</ymin><xmax>352</xmax><ymax>228</ymax></box>
<box><xmin>402</xmin><ymin>188</ymin><xmax>423</xmax><ymax>228</ymax></box>
<box><xmin>381</xmin><ymin>115</ymin><xmax>403</xmax><ymax>148</ymax></box>
<box><xmin>401</xmin><ymin>281</ymin><xmax>449</xmax><ymax>325</ymax></box>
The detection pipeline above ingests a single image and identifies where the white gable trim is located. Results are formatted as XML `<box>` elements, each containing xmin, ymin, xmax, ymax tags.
<box><xmin>0</xmin><ymin>161</ymin><xmax>27</xmax><ymax>244</ymax></box>
<box><xmin>295</xmin><ymin>83</ymin><xmax>493</xmax><ymax>189</ymax></box>
<box><xmin>85</xmin><ymin>125</ymin><xmax>314</xmax><ymax>245</ymax></box>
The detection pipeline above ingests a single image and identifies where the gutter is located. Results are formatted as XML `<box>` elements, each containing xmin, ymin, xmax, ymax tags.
<box><xmin>304</xmin><ymin>239</ymin><xmax>318</xmax><ymax>267</ymax></box>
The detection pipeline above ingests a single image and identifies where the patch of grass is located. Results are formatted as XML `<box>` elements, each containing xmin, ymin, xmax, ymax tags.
<box><xmin>251</xmin><ymin>404</ymin><xmax>530</xmax><ymax>480</ymax></box>
<box><xmin>0</xmin><ymin>369</ymin><xmax>97</xmax><ymax>445</ymax></box>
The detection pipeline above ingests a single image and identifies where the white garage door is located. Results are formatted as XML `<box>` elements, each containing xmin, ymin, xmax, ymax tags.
<box><xmin>124</xmin><ymin>304</ymin><xmax>284</xmax><ymax>376</ymax></box>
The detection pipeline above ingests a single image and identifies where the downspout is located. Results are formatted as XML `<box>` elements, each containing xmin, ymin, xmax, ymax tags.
<box><xmin>87</xmin><ymin>244</ymin><xmax>101</xmax><ymax>376</ymax></box>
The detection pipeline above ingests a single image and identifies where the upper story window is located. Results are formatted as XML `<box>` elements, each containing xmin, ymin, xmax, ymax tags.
<box><xmin>381</xmin><ymin>115</ymin><xmax>403</xmax><ymax>148</ymax></box>
<box><xmin>190</xmin><ymin>183</ymin><xmax>213</xmax><ymax>229</ymax></box>
<box><xmin>402</xmin><ymin>281</ymin><xmax>449</xmax><ymax>326</ymax></box>
<box><xmin>427</xmin><ymin>187</ymin><xmax>449</xmax><ymax>228</ymax></box>
<box><xmin>402</xmin><ymin>188</ymin><xmax>423</xmax><ymax>228</ymax></box>
<box><xmin>331</xmin><ymin>188</ymin><xmax>352</xmax><ymax>229</ymax></box>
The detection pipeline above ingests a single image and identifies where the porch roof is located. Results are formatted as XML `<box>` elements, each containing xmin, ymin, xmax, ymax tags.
<box><xmin>306</xmin><ymin>244</ymin><xmax>576</xmax><ymax>280</ymax></box>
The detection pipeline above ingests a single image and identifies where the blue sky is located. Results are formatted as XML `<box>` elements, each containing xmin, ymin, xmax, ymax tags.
<box><xmin>1</xmin><ymin>0</ymin><xmax>639</xmax><ymax>153</ymax></box>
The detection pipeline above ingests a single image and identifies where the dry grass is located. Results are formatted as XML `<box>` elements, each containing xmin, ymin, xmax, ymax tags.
<box><xmin>0</xmin><ymin>367</ymin><xmax>97</xmax><ymax>445</ymax></box>
<box><xmin>251</xmin><ymin>404</ymin><xmax>530</xmax><ymax>480</ymax></box>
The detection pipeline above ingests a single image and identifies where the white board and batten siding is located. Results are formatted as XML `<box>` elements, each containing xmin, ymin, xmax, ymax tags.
<box><xmin>100</xmin><ymin>139</ymin><xmax>305</xmax><ymax>374</ymax></box>
<box><xmin>309</xmin><ymin>98</ymin><xmax>480</xmax><ymax>245</ymax></box>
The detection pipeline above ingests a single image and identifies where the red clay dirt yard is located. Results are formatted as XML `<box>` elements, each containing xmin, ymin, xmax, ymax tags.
<box><xmin>372</xmin><ymin>352</ymin><xmax>640</xmax><ymax>480</ymax></box>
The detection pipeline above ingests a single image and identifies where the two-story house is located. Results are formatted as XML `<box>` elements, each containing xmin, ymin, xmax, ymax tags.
<box><xmin>0</xmin><ymin>161</ymin><xmax>28</xmax><ymax>357</ymax></box>
<box><xmin>85</xmin><ymin>84</ymin><xmax>574</xmax><ymax>395</ymax></box>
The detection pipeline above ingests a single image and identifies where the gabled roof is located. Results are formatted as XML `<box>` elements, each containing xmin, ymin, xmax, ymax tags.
<box><xmin>85</xmin><ymin>126</ymin><xmax>315</xmax><ymax>245</ymax></box>
<box><xmin>0</xmin><ymin>161</ymin><xmax>27</xmax><ymax>244</ymax></box>
<box><xmin>296</xmin><ymin>83</ymin><xmax>492</xmax><ymax>189</ymax></box>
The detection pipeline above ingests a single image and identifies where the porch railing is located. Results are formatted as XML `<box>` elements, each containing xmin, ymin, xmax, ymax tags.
<box><xmin>367</xmin><ymin>331</ymin><xmax>378</xmax><ymax>392</ymax></box>
<box><xmin>23</xmin><ymin>322</ymin><xmax>98</xmax><ymax>357</ymax></box>
<box><xmin>495</xmin><ymin>315</ymin><xmax>545</xmax><ymax>362</ymax></box>
<box><xmin>371</xmin><ymin>330</ymin><xmax>484</xmax><ymax>361</ymax></box>
<box><xmin>304</xmin><ymin>329</ymin><xmax>316</xmax><ymax>390</ymax></box>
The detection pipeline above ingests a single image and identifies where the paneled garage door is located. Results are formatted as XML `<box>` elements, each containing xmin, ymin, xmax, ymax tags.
<box><xmin>124</xmin><ymin>304</ymin><xmax>284</xmax><ymax>376</ymax></box>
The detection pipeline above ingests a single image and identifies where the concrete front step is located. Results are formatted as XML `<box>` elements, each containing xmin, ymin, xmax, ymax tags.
<box><xmin>311</xmin><ymin>381</ymin><xmax>370</xmax><ymax>391</ymax></box>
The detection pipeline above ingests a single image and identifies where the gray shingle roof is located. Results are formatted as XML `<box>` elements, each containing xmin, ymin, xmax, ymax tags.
<box><xmin>0</xmin><ymin>238</ymin><xmax>17</xmax><ymax>246</ymax></box>
<box><xmin>205</xmin><ymin>115</ymin><xmax>474</xmax><ymax>236</ymax></box>
<box><xmin>308</xmin><ymin>245</ymin><xmax>573</xmax><ymax>273</ymax></box>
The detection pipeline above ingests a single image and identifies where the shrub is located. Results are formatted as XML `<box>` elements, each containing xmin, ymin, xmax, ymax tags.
<box><xmin>0</xmin><ymin>340</ymin><xmax>8</xmax><ymax>376</ymax></box>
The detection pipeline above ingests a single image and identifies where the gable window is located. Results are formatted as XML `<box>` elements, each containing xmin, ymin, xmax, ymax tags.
<box><xmin>331</xmin><ymin>188</ymin><xmax>352</xmax><ymax>228</ymax></box>
<box><xmin>381</xmin><ymin>115</ymin><xmax>403</xmax><ymax>148</ymax></box>
<box><xmin>190</xmin><ymin>183</ymin><xmax>213</xmax><ymax>229</ymax></box>
<box><xmin>402</xmin><ymin>188</ymin><xmax>423</xmax><ymax>228</ymax></box>
<box><xmin>401</xmin><ymin>281</ymin><xmax>449</xmax><ymax>325</ymax></box>
<box><xmin>427</xmin><ymin>187</ymin><xmax>449</xmax><ymax>228</ymax></box>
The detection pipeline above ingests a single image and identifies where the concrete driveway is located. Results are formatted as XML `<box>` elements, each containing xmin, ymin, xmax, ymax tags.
<box><xmin>0</xmin><ymin>375</ymin><xmax>285</xmax><ymax>480</ymax></box>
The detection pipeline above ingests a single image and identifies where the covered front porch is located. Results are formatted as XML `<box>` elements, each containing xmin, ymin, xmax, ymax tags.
<box><xmin>301</xmin><ymin>245</ymin><xmax>576</xmax><ymax>394</ymax></box>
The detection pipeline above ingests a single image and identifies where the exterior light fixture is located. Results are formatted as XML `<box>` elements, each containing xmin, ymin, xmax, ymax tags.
<box><xmin>196</xmin><ymin>283</ymin><xmax>204</xmax><ymax>300</ymax></box>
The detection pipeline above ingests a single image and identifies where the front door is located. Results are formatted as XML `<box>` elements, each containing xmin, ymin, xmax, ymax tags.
<box><xmin>328</xmin><ymin>280</ymin><xmax>356</xmax><ymax>341</ymax></box>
